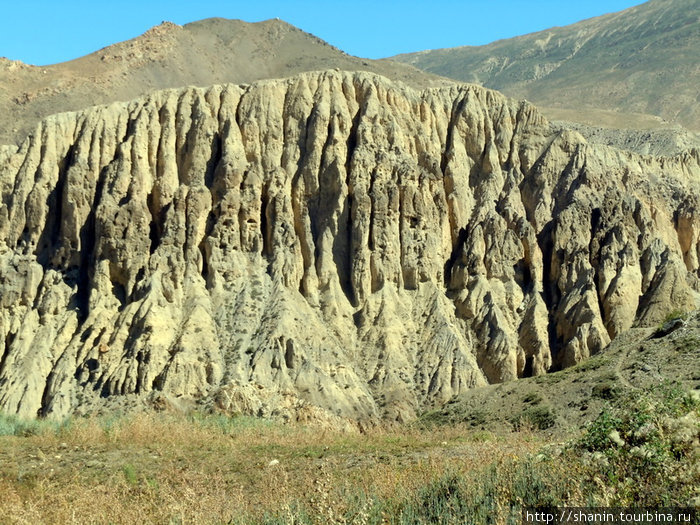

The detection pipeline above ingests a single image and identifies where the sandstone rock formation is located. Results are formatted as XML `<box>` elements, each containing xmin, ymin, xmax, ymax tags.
<box><xmin>0</xmin><ymin>71</ymin><xmax>698</xmax><ymax>422</ymax></box>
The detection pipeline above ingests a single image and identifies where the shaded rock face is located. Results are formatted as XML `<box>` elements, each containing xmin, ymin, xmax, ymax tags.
<box><xmin>0</xmin><ymin>71</ymin><xmax>698</xmax><ymax>422</ymax></box>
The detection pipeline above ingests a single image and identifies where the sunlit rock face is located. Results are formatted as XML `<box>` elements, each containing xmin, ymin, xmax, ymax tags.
<box><xmin>0</xmin><ymin>71</ymin><xmax>698</xmax><ymax>422</ymax></box>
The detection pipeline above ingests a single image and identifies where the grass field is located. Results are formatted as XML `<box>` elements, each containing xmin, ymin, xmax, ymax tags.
<box><xmin>0</xmin><ymin>381</ymin><xmax>696</xmax><ymax>524</ymax></box>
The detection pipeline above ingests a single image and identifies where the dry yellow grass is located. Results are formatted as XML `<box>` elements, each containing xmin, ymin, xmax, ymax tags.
<box><xmin>0</xmin><ymin>412</ymin><xmax>544</xmax><ymax>524</ymax></box>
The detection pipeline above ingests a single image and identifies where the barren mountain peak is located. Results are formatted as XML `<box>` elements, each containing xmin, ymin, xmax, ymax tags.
<box><xmin>141</xmin><ymin>20</ymin><xmax>182</xmax><ymax>35</ymax></box>
<box><xmin>0</xmin><ymin>19</ymin><xmax>447</xmax><ymax>147</ymax></box>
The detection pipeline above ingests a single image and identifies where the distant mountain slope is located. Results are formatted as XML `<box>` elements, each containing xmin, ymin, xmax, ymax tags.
<box><xmin>392</xmin><ymin>0</ymin><xmax>700</xmax><ymax>130</ymax></box>
<box><xmin>0</xmin><ymin>18</ymin><xmax>447</xmax><ymax>145</ymax></box>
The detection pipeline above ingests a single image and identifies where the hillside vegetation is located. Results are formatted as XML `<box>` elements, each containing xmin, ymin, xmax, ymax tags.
<box><xmin>0</xmin><ymin>381</ymin><xmax>696</xmax><ymax>523</ymax></box>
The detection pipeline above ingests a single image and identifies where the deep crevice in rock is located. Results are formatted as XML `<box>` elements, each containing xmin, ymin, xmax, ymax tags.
<box><xmin>74</xmin><ymin>165</ymin><xmax>108</xmax><ymax>323</ymax></box>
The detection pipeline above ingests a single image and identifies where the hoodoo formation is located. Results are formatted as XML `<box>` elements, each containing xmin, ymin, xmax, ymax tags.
<box><xmin>0</xmin><ymin>71</ymin><xmax>698</xmax><ymax>422</ymax></box>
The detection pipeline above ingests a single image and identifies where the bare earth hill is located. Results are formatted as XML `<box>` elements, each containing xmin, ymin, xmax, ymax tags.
<box><xmin>392</xmin><ymin>0</ymin><xmax>700</xmax><ymax>131</ymax></box>
<box><xmin>1</xmin><ymin>71</ymin><xmax>698</xmax><ymax>423</ymax></box>
<box><xmin>0</xmin><ymin>18</ymin><xmax>446</xmax><ymax>146</ymax></box>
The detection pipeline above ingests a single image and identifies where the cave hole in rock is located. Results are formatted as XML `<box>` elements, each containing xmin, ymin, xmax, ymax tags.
<box><xmin>0</xmin><ymin>331</ymin><xmax>16</xmax><ymax>377</ymax></box>
<box><xmin>513</xmin><ymin>259</ymin><xmax>532</xmax><ymax>291</ymax></box>
<box><xmin>204</xmin><ymin>132</ymin><xmax>222</xmax><ymax>189</ymax></box>
<box><xmin>146</xmin><ymin>192</ymin><xmax>161</xmax><ymax>254</ymax></box>
<box><xmin>443</xmin><ymin>226</ymin><xmax>469</xmax><ymax>288</ymax></box>
<box><xmin>112</xmin><ymin>281</ymin><xmax>127</xmax><ymax>311</ymax></box>
<box><xmin>75</xmin><ymin>166</ymin><xmax>109</xmax><ymax>322</ymax></box>
<box><xmin>333</xmin><ymin>193</ymin><xmax>356</xmax><ymax>306</ymax></box>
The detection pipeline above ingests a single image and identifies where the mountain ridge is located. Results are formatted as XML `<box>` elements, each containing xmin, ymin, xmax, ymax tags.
<box><xmin>0</xmin><ymin>17</ymin><xmax>449</xmax><ymax>146</ymax></box>
<box><xmin>392</xmin><ymin>0</ymin><xmax>700</xmax><ymax>131</ymax></box>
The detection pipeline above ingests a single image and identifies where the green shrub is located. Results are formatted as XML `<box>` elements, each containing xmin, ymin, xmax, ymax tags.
<box><xmin>465</xmin><ymin>409</ymin><xmax>488</xmax><ymax>426</ymax></box>
<box><xmin>122</xmin><ymin>463</ymin><xmax>138</xmax><ymax>485</ymax></box>
<box><xmin>661</xmin><ymin>309</ymin><xmax>686</xmax><ymax>324</ymax></box>
<box><xmin>572</xmin><ymin>355</ymin><xmax>609</xmax><ymax>373</ymax></box>
<box><xmin>522</xmin><ymin>392</ymin><xmax>543</xmax><ymax>405</ymax></box>
<box><xmin>578</xmin><ymin>407</ymin><xmax>623</xmax><ymax>452</ymax></box>
<box><xmin>575</xmin><ymin>382</ymin><xmax>699</xmax><ymax>505</ymax></box>
<box><xmin>0</xmin><ymin>412</ymin><xmax>71</xmax><ymax>436</ymax></box>
<box><xmin>510</xmin><ymin>406</ymin><xmax>556</xmax><ymax>430</ymax></box>
<box><xmin>591</xmin><ymin>382</ymin><xmax>619</xmax><ymax>400</ymax></box>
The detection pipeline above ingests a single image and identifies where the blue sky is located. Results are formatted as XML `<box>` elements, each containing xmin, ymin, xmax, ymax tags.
<box><xmin>2</xmin><ymin>0</ymin><xmax>645</xmax><ymax>66</ymax></box>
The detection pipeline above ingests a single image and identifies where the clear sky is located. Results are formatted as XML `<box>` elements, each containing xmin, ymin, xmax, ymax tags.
<box><xmin>2</xmin><ymin>0</ymin><xmax>646</xmax><ymax>66</ymax></box>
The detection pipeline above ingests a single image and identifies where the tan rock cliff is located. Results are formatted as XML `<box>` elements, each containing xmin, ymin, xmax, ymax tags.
<box><xmin>0</xmin><ymin>71</ymin><xmax>698</xmax><ymax>422</ymax></box>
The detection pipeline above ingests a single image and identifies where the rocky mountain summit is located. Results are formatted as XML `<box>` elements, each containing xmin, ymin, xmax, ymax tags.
<box><xmin>0</xmin><ymin>18</ymin><xmax>444</xmax><ymax>147</ymax></box>
<box><xmin>0</xmin><ymin>71</ymin><xmax>698</xmax><ymax>423</ymax></box>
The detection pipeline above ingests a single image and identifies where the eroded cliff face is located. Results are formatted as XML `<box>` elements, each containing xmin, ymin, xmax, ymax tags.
<box><xmin>0</xmin><ymin>71</ymin><xmax>698</xmax><ymax>422</ymax></box>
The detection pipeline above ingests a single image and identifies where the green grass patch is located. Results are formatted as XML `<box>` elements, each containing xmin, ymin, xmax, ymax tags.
<box><xmin>522</xmin><ymin>392</ymin><xmax>543</xmax><ymax>405</ymax></box>
<box><xmin>661</xmin><ymin>309</ymin><xmax>687</xmax><ymax>325</ymax></box>
<box><xmin>0</xmin><ymin>412</ymin><xmax>72</xmax><ymax>437</ymax></box>
<box><xmin>121</xmin><ymin>463</ymin><xmax>138</xmax><ymax>486</ymax></box>
<box><xmin>571</xmin><ymin>354</ymin><xmax>610</xmax><ymax>373</ymax></box>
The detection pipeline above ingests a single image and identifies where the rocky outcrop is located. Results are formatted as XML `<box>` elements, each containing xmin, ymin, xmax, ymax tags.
<box><xmin>0</xmin><ymin>71</ymin><xmax>698</xmax><ymax>422</ymax></box>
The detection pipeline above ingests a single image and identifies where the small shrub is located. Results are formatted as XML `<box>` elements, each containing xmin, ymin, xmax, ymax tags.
<box><xmin>662</xmin><ymin>309</ymin><xmax>686</xmax><ymax>324</ymax></box>
<box><xmin>592</xmin><ymin>382</ymin><xmax>619</xmax><ymax>400</ymax></box>
<box><xmin>413</xmin><ymin>472</ymin><xmax>467</xmax><ymax>523</ymax></box>
<box><xmin>578</xmin><ymin>407</ymin><xmax>622</xmax><ymax>452</ymax></box>
<box><xmin>522</xmin><ymin>392</ymin><xmax>542</xmax><ymax>405</ymax></box>
<box><xmin>510</xmin><ymin>406</ymin><xmax>556</xmax><ymax>431</ymax></box>
<box><xmin>466</xmin><ymin>409</ymin><xmax>488</xmax><ymax>426</ymax></box>
<box><xmin>653</xmin><ymin>310</ymin><xmax>687</xmax><ymax>338</ymax></box>
<box><xmin>654</xmin><ymin>380</ymin><xmax>698</xmax><ymax>417</ymax></box>
<box><xmin>534</xmin><ymin>373</ymin><xmax>563</xmax><ymax>385</ymax></box>
<box><xmin>572</xmin><ymin>355</ymin><xmax>609</xmax><ymax>373</ymax></box>
<box><xmin>0</xmin><ymin>413</ymin><xmax>36</xmax><ymax>436</ymax></box>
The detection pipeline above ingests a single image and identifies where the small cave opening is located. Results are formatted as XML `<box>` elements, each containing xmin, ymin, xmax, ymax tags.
<box><xmin>513</xmin><ymin>260</ymin><xmax>532</xmax><ymax>292</ymax></box>
<box><xmin>112</xmin><ymin>281</ymin><xmax>127</xmax><ymax>311</ymax></box>
<box><xmin>522</xmin><ymin>356</ymin><xmax>534</xmax><ymax>378</ymax></box>
<box><xmin>284</xmin><ymin>339</ymin><xmax>296</xmax><ymax>369</ymax></box>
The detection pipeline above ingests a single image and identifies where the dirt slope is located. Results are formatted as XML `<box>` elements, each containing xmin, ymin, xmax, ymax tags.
<box><xmin>420</xmin><ymin>311</ymin><xmax>700</xmax><ymax>435</ymax></box>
